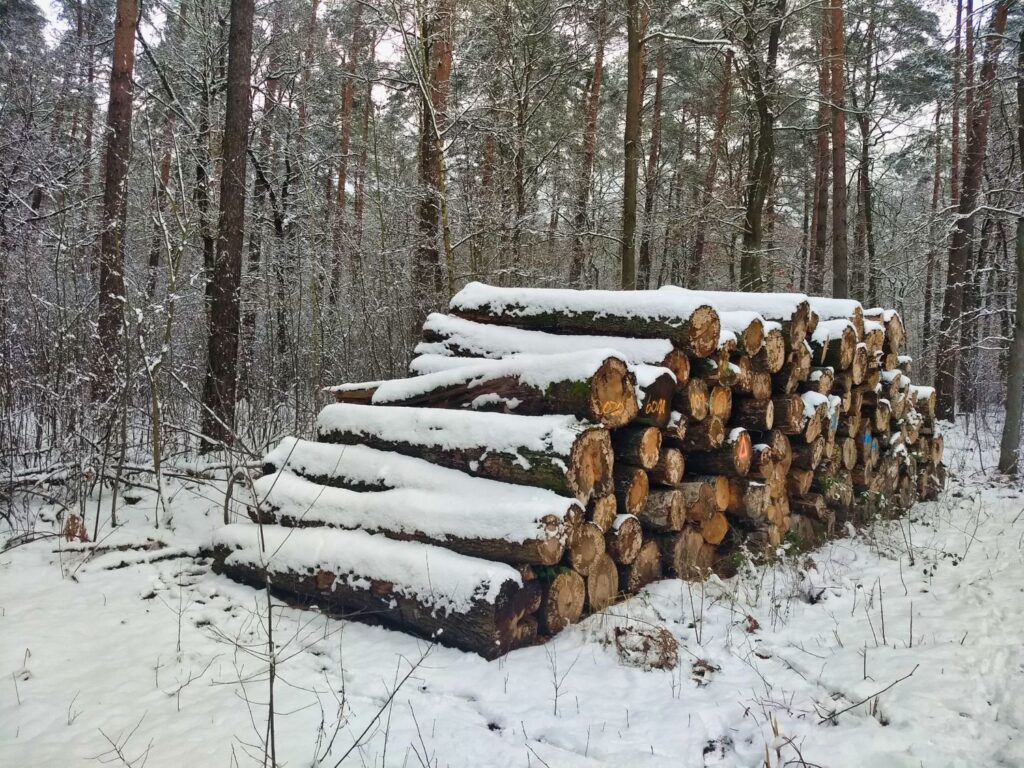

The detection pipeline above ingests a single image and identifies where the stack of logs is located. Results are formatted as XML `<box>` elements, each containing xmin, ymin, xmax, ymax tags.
<box><xmin>207</xmin><ymin>283</ymin><xmax>945</xmax><ymax>659</ymax></box>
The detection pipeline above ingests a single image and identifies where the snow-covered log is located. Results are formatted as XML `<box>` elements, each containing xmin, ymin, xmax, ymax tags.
<box><xmin>316</xmin><ymin>404</ymin><xmax>613</xmax><ymax>501</ymax></box>
<box><xmin>249</xmin><ymin>471</ymin><xmax>571</xmax><ymax>566</ymax></box>
<box><xmin>449</xmin><ymin>282</ymin><xmax>722</xmax><ymax>358</ymax></box>
<box><xmin>658</xmin><ymin>286</ymin><xmax>813</xmax><ymax>346</ymax></box>
<box><xmin>329</xmin><ymin>350</ymin><xmax>639</xmax><ymax>428</ymax></box>
<box><xmin>416</xmin><ymin>313</ymin><xmax>691</xmax><ymax>383</ymax></box>
<box><xmin>208</xmin><ymin>524</ymin><xmax>542</xmax><ymax>659</ymax></box>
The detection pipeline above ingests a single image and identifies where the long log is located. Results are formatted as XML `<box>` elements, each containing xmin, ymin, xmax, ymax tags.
<box><xmin>808</xmin><ymin>319</ymin><xmax>857</xmax><ymax>369</ymax></box>
<box><xmin>416</xmin><ymin>312</ymin><xmax>691</xmax><ymax>382</ymax></box>
<box><xmin>612</xmin><ymin>426</ymin><xmax>663</xmax><ymax>469</ymax></box>
<box><xmin>450</xmin><ymin>282</ymin><xmax>722</xmax><ymax>357</ymax></box>
<box><xmin>670</xmin><ymin>416</ymin><xmax>725</xmax><ymax>451</ymax></box>
<box><xmin>209</xmin><ymin>525</ymin><xmax>541</xmax><ymax>660</ymax></box>
<box><xmin>730</xmin><ymin>398</ymin><xmax>774</xmax><ymax>431</ymax></box>
<box><xmin>685</xmin><ymin>428</ymin><xmax>752</xmax><ymax>476</ymax></box>
<box><xmin>636</xmin><ymin>488</ymin><xmax>685</xmax><ymax>531</ymax></box>
<box><xmin>316</xmin><ymin>404</ymin><xmax>613</xmax><ymax>501</ymax></box>
<box><xmin>331</xmin><ymin>350</ymin><xmax>639</xmax><ymax>427</ymax></box>
<box><xmin>660</xmin><ymin>287</ymin><xmax>813</xmax><ymax>347</ymax></box>
<box><xmin>250</xmin><ymin>472</ymin><xmax>570</xmax><ymax>566</ymax></box>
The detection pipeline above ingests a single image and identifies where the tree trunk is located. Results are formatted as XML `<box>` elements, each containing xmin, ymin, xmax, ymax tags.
<box><xmin>691</xmin><ymin>49</ymin><xmax>734</xmax><ymax>270</ymax></box>
<box><xmin>621</xmin><ymin>0</ymin><xmax>644</xmax><ymax>289</ymax></box>
<box><xmin>809</xmin><ymin>5</ymin><xmax>831</xmax><ymax>294</ymax></box>
<box><xmin>95</xmin><ymin>0</ymin><xmax>137</xmax><ymax>398</ymax></box>
<box><xmin>830</xmin><ymin>0</ymin><xmax>849</xmax><ymax>298</ymax></box>
<box><xmin>924</xmin><ymin>105</ymin><xmax>942</xmax><ymax>377</ymax></box>
<box><xmin>200</xmin><ymin>0</ymin><xmax>255</xmax><ymax>448</ymax></box>
<box><xmin>637</xmin><ymin>48</ymin><xmax>665</xmax><ymax>288</ymax></box>
<box><xmin>998</xmin><ymin>31</ymin><xmax>1024</xmax><ymax>474</ymax></box>
<box><xmin>934</xmin><ymin>0</ymin><xmax>1009</xmax><ymax>421</ymax></box>
<box><xmin>568</xmin><ymin>12</ymin><xmax>606</xmax><ymax>287</ymax></box>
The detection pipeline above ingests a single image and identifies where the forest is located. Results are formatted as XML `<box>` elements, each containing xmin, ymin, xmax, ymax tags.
<box><xmin>1</xmin><ymin>0</ymin><xmax>1022</xmax><ymax>480</ymax></box>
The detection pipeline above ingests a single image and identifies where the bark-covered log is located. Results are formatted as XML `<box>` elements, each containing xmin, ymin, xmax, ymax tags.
<box><xmin>316</xmin><ymin>404</ymin><xmax>613</xmax><ymax>501</ymax></box>
<box><xmin>771</xmin><ymin>395</ymin><xmax>804</xmax><ymax>434</ymax></box>
<box><xmin>585</xmin><ymin>553</ymin><xmax>619</xmax><ymax>612</ymax></box>
<box><xmin>636</xmin><ymin>488</ymin><xmax>685</xmax><ymax>531</ymax></box>
<box><xmin>661</xmin><ymin>288</ymin><xmax>812</xmax><ymax>349</ymax></box>
<box><xmin>619</xmin><ymin>539</ymin><xmax>663</xmax><ymax>593</ymax></box>
<box><xmin>786</xmin><ymin>467</ymin><xmax>814</xmax><ymax>496</ymax></box>
<box><xmin>726</xmin><ymin>478</ymin><xmax>768</xmax><ymax>520</ymax></box>
<box><xmin>790</xmin><ymin>436</ymin><xmax>825</xmax><ymax>469</ymax></box>
<box><xmin>605</xmin><ymin>514</ymin><xmax>643</xmax><ymax>564</ymax></box>
<box><xmin>733</xmin><ymin>369</ymin><xmax>773</xmax><ymax>401</ymax></box>
<box><xmin>679</xmin><ymin>480</ymin><xmax>716</xmax><ymax>522</ymax></box>
<box><xmin>689</xmin><ymin>474</ymin><xmax>730</xmax><ymax>512</ymax></box>
<box><xmin>209</xmin><ymin>525</ymin><xmax>541</xmax><ymax>660</ymax></box>
<box><xmin>614</xmin><ymin>466</ymin><xmax>650</xmax><ymax>515</ymax></box>
<box><xmin>730</xmin><ymin>398</ymin><xmax>775</xmax><ymax>431</ymax></box>
<box><xmin>450</xmin><ymin>283</ymin><xmax>722</xmax><ymax>357</ymax></box>
<box><xmin>540</xmin><ymin>569</ymin><xmax>585</xmax><ymax>634</ymax></box>
<box><xmin>416</xmin><ymin>312</ymin><xmax>692</xmax><ymax>382</ymax></box>
<box><xmin>851</xmin><ymin>343</ymin><xmax>869</xmax><ymax>384</ymax></box>
<box><xmin>634</xmin><ymin>367</ymin><xmax>676</xmax><ymax>426</ymax></box>
<box><xmin>332</xmin><ymin>351</ymin><xmax>639</xmax><ymax>427</ymax></box>
<box><xmin>649</xmin><ymin>447</ymin><xmax>685</xmax><ymax>485</ymax></box>
<box><xmin>656</xmin><ymin>527</ymin><xmax>713</xmax><ymax>579</ymax></box>
<box><xmin>612</xmin><ymin>426</ymin><xmax>663</xmax><ymax>469</ymax></box>
<box><xmin>808</xmin><ymin>319</ymin><xmax>857</xmax><ymax>369</ymax></box>
<box><xmin>670</xmin><ymin>416</ymin><xmax>725</xmax><ymax>451</ymax></box>
<box><xmin>250</xmin><ymin>472</ymin><xmax>570</xmax><ymax>566</ymax></box>
<box><xmin>685</xmin><ymin>428</ymin><xmax>752</xmax><ymax>476</ymax></box>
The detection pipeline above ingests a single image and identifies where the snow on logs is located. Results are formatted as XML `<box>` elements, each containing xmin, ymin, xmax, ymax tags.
<box><xmin>328</xmin><ymin>349</ymin><xmax>641</xmax><ymax>428</ymax></box>
<box><xmin>316</xmin><ymin>404</ymin><xmax>613</xmax><ymax>502</ymax></box>
<box><xmin>449</xmin><ymin>282</ymin><xmax>722</xmax><ymax>358</ymax></box>
<box><xmin>208</xmin><ymin>282</ymin><xmax>943</xmax><ymax>658</ymax></box>
<box><xmin>208</xmin><ymin>525</ymin><xmax>542</xmax><ymax>658</ymax></box>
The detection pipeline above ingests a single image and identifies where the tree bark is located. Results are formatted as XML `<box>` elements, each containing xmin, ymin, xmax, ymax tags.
<box><xmin>621</xmin><ymin>0</ymin><xmax>644</xmax><ymax>289</ymax></box>
<box><xmin>998</xmin><ymin>32</ymin><xmax>1024</xmax><ymax>474</ymax></box>
<box><xmin>934</xmin><ymin>0</ymin><xmax>1009</xmax><ymax>420</ymax></box>
<box><xmin>200</xmin><ymin>0</ymin><xmax>255</xmax><ymax>448</ymax></box>
<box><xmin>809</xmin><ymin>5</ymin><xmax>831</xmax><ymax>294</ymax></box>
<box><xmin>95</xmin><ymin>0</ymin><xmax>138</xmax><ymax>398</ymax></box>
<box><xmin>691</xmin><ymin>49</ymin><xmax>734</xmax><ymax>270</ymax></box>
<box><xmin>830</xmin><ymin>0</ymin><xmax>849</xmax><ymax>298</ymax></box>
<box><xmin>569</xmin><ymin>12</ymin><xmax>607</xmax><ymax>287</ymax></box>
<box><xmin>637</xmin><ymin>48</ymin><xmax>665</xmax><ymax>288</ymax></box>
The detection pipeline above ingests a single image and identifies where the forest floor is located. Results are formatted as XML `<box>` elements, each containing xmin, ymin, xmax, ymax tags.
<box><xmin>2</xmin><ymin>420</ymin><xmax>1023</xmax><ymax>768</ymax></box>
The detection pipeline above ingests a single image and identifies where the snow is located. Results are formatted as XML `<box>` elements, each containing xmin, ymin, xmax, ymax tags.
<box><xmin>801</xmin><ymin>391</ymin><xmax>829</xmax><ymax>419</ymax></box>
<box><xmin>316</xmin><ymin>402</ymin><xmax>592</xmax><ymax>458</ymax></box>
<box><xmin>807</xmin><ymin>296</ymin><xmax>863</xmax><ymax>320</ymax></box>
<box><xmin>360</xmin><ymin>349</ymin><xmax>629</xmax><ymax>404</ymax></box>
<box><xmin>864</xmin><ymin>319</ymin><xmax>885</xmax><ymax>335</ymax></box>
<box><xmin>909</xmin><ymin>385</ymin><xmax>935</xmax><ymax>402</ymax></box>
<box><xmin>811</xmin><ymin>318</ymin><xmax>854</xmax><ymax>344</ymax></box>
<box><xmin>659</xmin><ymin>285</ymin><xmax>809</xmax><ymax>320</ymax></box>
<box><xmin>4</xmin><ymin>422</ymin><xmax>1024</xmax><ymax>767</ymax></box>
<box><xmin>213</xmin><ymin>523</ymin><xmax>520</xmax><ymax>611</ymax></box>
<box><xmin>451</xmin><ymin>281</ymin><xmax>711</xmax><ymax>323</ymax></box>
<box><xmin>416</xmin><ymin>313</ymin><xmax>678</xmax><ymax>366</ymax></box>
<box><xmin>251</xmin><ymin>470</ymin><xmax>569</xmax><ymax>544</ymax></box>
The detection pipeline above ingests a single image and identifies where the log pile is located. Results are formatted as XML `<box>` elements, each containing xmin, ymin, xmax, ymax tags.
<box><xmin>207</xmin><ymin>283</ymin><xmax>944</xmax><ymax>659</ymax></box>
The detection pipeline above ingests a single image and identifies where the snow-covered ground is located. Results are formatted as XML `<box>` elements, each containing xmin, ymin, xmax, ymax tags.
<box><xmin>2</xmin><ymin>421</ymin><xmax>1023</xmax><ymax>767</ymax></box>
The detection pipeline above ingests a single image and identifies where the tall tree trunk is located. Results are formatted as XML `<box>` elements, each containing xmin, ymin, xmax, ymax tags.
<box><xmin>809</xmin><ymin>5</ymin><xmax>830</xmax><ymax>294</ymax></box>
<box><xmin>637</xmin><ymin>48</ymin><xmax>665</xmax><ymax>288</ymax></box>
<box><xmin>621</xmin><ymin>0</ymin><xmax>644</xmax><ymax>289</ymax></box>
<box><xmin>924</xmin><ymin>104</ymin><xmax>942</xmax><ymax>377</ymax></box>
<box><xmin>147</xmin><ymin>114</ymin><xmax>173</xmax><ymax>299</ymax></box>
<box><xmin>201</xmin><ymin>0</ymin><xmax>255</xmax><ymax>448</ymax></box>
<box><xmin>739</xmin><ymin>0</ymin><xmax>784</xmax><ymax>291</ymax></box>
<box><xmin>95</xmin><ymin>0</ymin><xmax>138</xmax><ymax>398</ymax></box>
<box><xmin>950</xmin><ymin>0</ymin><xmax>962</xmax><ymax>208</ymax></box>
<box><xmin>297</xmin><ymin>0</ymin><xmax>320</xmax><ymax>136</ymax></box>
<box><xmin>413</xmin><ymin>0</ymin><xmax>454</xmax><ymax>314</ymax></box>
<box><xmin>568</xmin><ymin>11</ymin><xmax>606</xmax><ymax>288</ymax></box>
<box><xmin>829</xmin><ymin>0</ymin><xmax>849</xmax><ymax>298</ymax></box>
<box><xmin>331</xmin><ymin>2</ymin><xmax>364</xmax><ymax>302</ymax></box>
<box><xmin>353</xmin><ymin>42</ymin><xmax>375</xmax><ymax>251</ymax></box>
<box><xmin>999</xmin><ymin>33</ymin><xmax>1024</xmax><ymax>473</ymax></box>
<box><xmin>691</xmin><ymin>49</ymin><xmax>734</xmax><ymax>272</ymax></box>
<box><xmin>934</xmin><ymin>0</ymin><xmax>1009</xmax><ymax>421</ymax></box>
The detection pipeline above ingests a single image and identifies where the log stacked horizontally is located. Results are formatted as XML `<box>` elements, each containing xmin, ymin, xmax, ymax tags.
<box><xmin>206</xmin><ymin>282</ymin><xmax>944</xmax><ymax>659</ymax></box>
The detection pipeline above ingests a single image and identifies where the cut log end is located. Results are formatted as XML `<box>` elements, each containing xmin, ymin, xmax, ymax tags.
<box><xmin>569</xmin><ymin>428</ymin><xmax>615</xmax><ymax>501</ymax></box>
<box><xmin>586</xmin><ymin>553</ymin><xmax>619</xmax><ymax>612</ymax></box>
<box><xmin>540</xmin><ymin>570</ymin><xmax>585</xmax><ymax>634</ymax></box>
<box><xmin>687</xmin><ymin>305</ymin><xmax>723</xmax><ymax>358</ymax></box>
<box><xmin>589</xmin><ymin>357</ymin><xmax>639</xmax><ymax>427</ymax></box>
